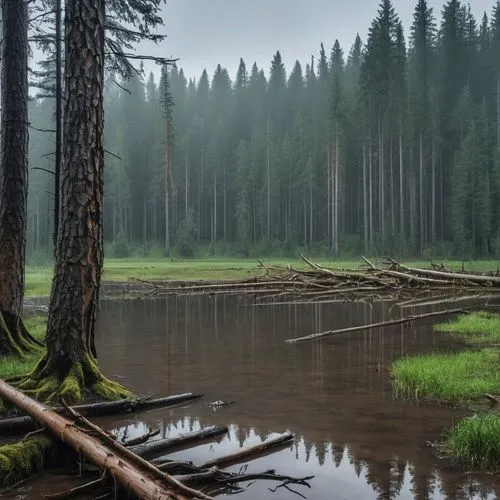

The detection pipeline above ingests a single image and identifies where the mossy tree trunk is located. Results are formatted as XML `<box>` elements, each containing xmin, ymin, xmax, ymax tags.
<box><xmin>0</xmin><ymin>0</ymin><xmax>41</xmax><ymax>357</ymax></box>
<box><xmin>19</xmin><ymin>0</ymin><xmax>129</xmax><ymax>403</ymax></box>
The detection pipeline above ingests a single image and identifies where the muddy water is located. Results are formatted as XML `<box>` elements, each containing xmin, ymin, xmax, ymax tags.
<box><xmin>8</xmin><ymin>296</ymin><xmax>500</xmax><ymax>499</ymax></box>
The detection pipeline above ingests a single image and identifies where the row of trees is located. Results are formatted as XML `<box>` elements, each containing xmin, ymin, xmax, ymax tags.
<box><xmin>31</xmin><ymin>0</ymin><xmax>500</xmax><ymax>260</ymax></box>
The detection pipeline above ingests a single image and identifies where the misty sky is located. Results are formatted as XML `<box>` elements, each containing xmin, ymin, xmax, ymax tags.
<box><xmin>138</xmin><ymin>0</ymin><xmax>494</xmax><ymax>82</ymax></box>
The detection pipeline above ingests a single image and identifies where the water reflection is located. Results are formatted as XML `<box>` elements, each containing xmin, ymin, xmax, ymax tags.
<box><xmin>91</xmin><ymin>295</ymin><xmax>500</xmax><ymax>499</ymax></box>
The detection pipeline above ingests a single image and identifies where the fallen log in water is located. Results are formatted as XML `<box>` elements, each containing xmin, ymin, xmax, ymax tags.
<box><xmin>0</xmin><ymin>393</ymin><xmax>202</xmax><ymax>437</ymax></box>
<box><xmin>130</xmin><ymin>426</ymin><xmax>229</xmax><ymax>459</ymax></box>
<box><xmin>285</xmin><ymin>308</ymin><xmax>469</xmax><ymax>344</ymax></box>
<box><xmin>0</xmin><ymin>379</ymin><xmax>210</xmax><ymax>499</ymax></box>
<box><xmin>200</xmin><ymin>432</ymin><xmax>294</xmax><ymax>469</ymax></box>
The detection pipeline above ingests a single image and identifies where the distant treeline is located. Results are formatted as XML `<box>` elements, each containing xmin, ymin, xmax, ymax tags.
<box><xmin>27</xmin><ymin>0</ymin><xmax>500</xmax><ymax>261</ymax></box>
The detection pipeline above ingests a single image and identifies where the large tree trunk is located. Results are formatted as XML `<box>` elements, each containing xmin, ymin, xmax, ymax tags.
<box><xmin>0</xmin><ymin>0</ymin><xmax>40</xmax><ymax>356</ymax></box>
<box><xmin>19</xmin><ymin>0</ymin><xmax>128</xmax><ymax>403</ymax></box>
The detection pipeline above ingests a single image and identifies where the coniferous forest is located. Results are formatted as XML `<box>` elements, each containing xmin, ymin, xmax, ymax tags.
<box><xmin>27</xmin><ymin>0</ymin><xmax>500</xmax><ymax>261</ymax></box>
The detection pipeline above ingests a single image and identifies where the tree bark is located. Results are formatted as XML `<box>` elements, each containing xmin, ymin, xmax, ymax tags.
<box><xmin>0</xmin><ymin>0</ymin><xmax>40</xmax><ymax>356</ymax></box>
<box><xmin>18</xmin><ymin>0</ymin><xmax>128</xmax><ymax>402</ymax></box>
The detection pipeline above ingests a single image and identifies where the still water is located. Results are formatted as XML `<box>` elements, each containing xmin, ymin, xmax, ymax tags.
<box><xmin>8</xmin><ymin>296</ymin><xmax>500</xmax><ymax>499</ymax></box>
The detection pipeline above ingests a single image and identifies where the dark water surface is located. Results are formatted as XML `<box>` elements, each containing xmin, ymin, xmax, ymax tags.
<box><xmin>9</xmin><ymin>296</ymin><xmax>500</xmax><ymax>499</ymax></box>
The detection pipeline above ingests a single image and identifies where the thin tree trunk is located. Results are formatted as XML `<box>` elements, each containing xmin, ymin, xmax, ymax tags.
<box><xmin>164</xmin><ymin>87</ymin><xmax>171</xmax><ymax>256</ymax></box>
<box><xmin>266</xmin><ymin>120</ymin><xmax>271</xmax><ymax>240</ymax></box>
<box><xmin>419</xmin><ymin>129</ymin><xmax>424</xmax><ymax>253</ymax></box>
<box><xmin>185</xmin><ymin>152</ymin><xmax>188</xmax><ymax>217</ymax></box>
<box><xmin>431</xmin><ymin>139</ymin><xmax>436</xmax><ymax>246</ymax></box>
<box><xmin>399</xmin><ymin>132</ymin><xmax>404</xmax><ymax>255</ymax></box>
<box><xmin>363</xmin><ymin>142</ymin><xmax>368</xmax><ymax>255</ymax></box>
<box><xmin>0</xmin><ymin>0</ymin><xmax>35</xmax><ymax>355</ymax></box>
<box><xmin>379</xmin><ymin>119</ymin><xmax>384</xmax><ymax>250</ymax></box>
<box><xmin>53</xmin><ymin>0</ymin><xmax>62</xmax><ymax>252</ymax></box>
<box><xmin>212</xmin><ymin>171</ymin><xmax>217</xmax><ymax>253</ymax></box>
<box><xmin>390</xmin><ymin>134</ymin><xmax>395</xmax><ymax>242</ymax></box>
<box><xmin>497</xmin><ymin>71</ymin><xmax>500</xmax><ymax>148</ymax></box>
<box><xmin>327</xmin><ymin>145</ymin><xmax>331</xmax><ymax>246</ymax></box>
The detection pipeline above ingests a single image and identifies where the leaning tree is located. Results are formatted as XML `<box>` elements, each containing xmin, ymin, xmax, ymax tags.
<box><xmin>19</xmin><ymin>0</ymin><xmax>170</xmax><ymax>402</ymax></box>
<box><xmin>0</xmin><ymin>0</ymin><xmax>44</xmax><ymax>356</ymax></box>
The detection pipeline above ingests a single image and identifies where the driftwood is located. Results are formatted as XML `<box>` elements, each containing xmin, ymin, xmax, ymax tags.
<box><xmin>201</xmin><ymin>432</ymin><xmax>294</xmax><ymax>469</ymax></box>
<box><xmin>0</xmin><ymin>393</ymin><xmax>202</xmax><ymax>438</ymax></box>
<box><xmin>0</xmin><ymin>379</ymin><xmax>209</xmax><ymax>500</ymax></box>
<box><xmin>131</xmin><ymin>256</ymin><xmax>500</xmax><ymax>304</ymax></box>
<box><xmin>285</xmin><ymin>308</ymin><xmax>469</xmax><ymax>344</ymax></box>
<box><xmin>130</xmin><ymin>426</ymin><xmax>229</xmax><ymax>459</ymax></box>
<box><xmin>123</xmin><ymin>428</ymin><xmax>160</xmax><ymax>447</ymax></box>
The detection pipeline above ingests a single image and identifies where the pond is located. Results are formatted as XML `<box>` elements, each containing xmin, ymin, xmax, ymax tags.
<box><xmin>8</xmin><ymin>295</ymin><xmax>500</xmax><ymax>499</ymax></box>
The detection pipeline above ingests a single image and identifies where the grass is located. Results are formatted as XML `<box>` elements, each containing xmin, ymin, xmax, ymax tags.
<box><xmin>0</xmin><ymin>316</ymin><xmax>46</xmax><ymax>380</ymax></box>
<box><xmin>25</xmin><ymin>257</ymin><xmax>500</xmax><ymax>297</ymax></box>
<box><xmin>391</xmin><ymin>311</ymin><xmax>500</xmax><ymax>470</ymax></box>
<box><xmin>446</xmin><ymin>414</ymin><xmax>500</xmax><ymax>469</ymax></box>
<box><xmin>436</xmin><ymin>311</ymin><xmax>500</xmax><ymax>345</ymax></box>
<box><xmin>391</xmin><ymin>349</ymin><xmax>500</xmax><ymax>401</ymax></box>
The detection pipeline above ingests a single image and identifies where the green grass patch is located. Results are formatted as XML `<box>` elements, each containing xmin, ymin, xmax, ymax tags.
<box><xmin>25</xmin><ymin>257</ymin><xmax>500</xmax><ymax>297</ymax></box>
<box><xmin>391</xmin><ymin>349</ymin><xmax>500</xmax><ymax>401</ymax></box>
<box><xmin>436</xmin><ymin>312</ymin><xmax>500</xmax><ymax>345</ymax></box>
<box><xmin>446</xmin><ymin>414</ymin><xmax>500</xmax><ymax>469</ymax></box>
<box><xmin>0</xmin><ymin>316</ymin><xmax>46</xmax><ymax>380</ymax></box>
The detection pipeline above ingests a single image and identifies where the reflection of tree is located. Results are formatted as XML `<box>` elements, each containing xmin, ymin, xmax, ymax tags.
<box><xmin>98</xmin><ymin>296</ymin><xmax>500</xmax><ymax>499</ymax></box>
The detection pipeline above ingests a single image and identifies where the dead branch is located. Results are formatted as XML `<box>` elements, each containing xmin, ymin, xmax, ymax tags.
<box><xmin>285</xmin><ymin>308</ymin><xmax>470</xmax><ymax>344</ymax></box>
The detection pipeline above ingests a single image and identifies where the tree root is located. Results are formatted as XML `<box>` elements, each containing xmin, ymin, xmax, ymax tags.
<box><xmin>0</xmin><ymin>435</ymin><xmax>51</xmax><ymax>488</ymax></box>
<box><xmin>17</xmin><ymin>353</ymin><xmax>132</xmax><ymax>405</ymax></box>
<box><xmin>0</xmin><ymin>311</ymin><xmax>44</xmax><ymax>357</ymax></box>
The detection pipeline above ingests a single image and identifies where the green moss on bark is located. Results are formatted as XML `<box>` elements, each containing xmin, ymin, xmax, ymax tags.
<box><xmin>18</xmin><ymin>353</ymin><xmax>132</xmax><ymax>404</ymax></box>
<box><xmin>0</xmin><ymin>435</ymin><xmax>51</xmax><ymax>488</ymax></box>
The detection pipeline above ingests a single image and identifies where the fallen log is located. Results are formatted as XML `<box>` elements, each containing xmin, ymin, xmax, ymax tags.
<box><xmin>0</xmin><ymin>393</ymin><xmax>202</xmax><ymax>437</ymax></box>
<box><xmin>285</xmin><ymin>308</ymin><xmax>470</xmax><ymax>344</ymax></box>
<box><xmin>397</xmin><ymin>263</ymin><xmax>500</xmax><ymax>286</ymax></box>
<box><xmin>0</xmin><ymin>379</ymin><xmax>209</xmax><ymax>499</ymax></box>
<box><xmin>123</xmin><ymin>428</ymin><xmax>160</xmax><ymax>447</ymax></box>
<box><xmin>200</xmin><ymin>432</ymin><xmax>294</xmax><ymax>469</ymax></box>
<box><xmin>130</xmin><ymin>426</ymin><xmax>229</xmax><ymax>459</ymax></box>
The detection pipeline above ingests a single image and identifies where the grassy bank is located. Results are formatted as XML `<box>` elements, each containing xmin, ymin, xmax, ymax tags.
<box><xmin>0</xmin><ymin>316</ymin><xmax>46</xmax><ymax>380</ymax></box>
<box><xmin>391</xmin><ymin>312</ymin><xmax>500</xmax><ymax>470</ymax></box>
<box><xmin>25</xmin><ymin>257</ymin><xmax>500</xmax><ymax>297</ymax></box>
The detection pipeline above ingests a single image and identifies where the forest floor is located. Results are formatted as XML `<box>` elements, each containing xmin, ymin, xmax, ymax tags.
<box><xmin>25</xmin><ymin>257</ymin><xmax>500</xmax><ymax>297</ymax></box>
<box><xmin>391</xmin><ymin>311</ymin><xmax>500</xmax><ymax>469</ymax></box>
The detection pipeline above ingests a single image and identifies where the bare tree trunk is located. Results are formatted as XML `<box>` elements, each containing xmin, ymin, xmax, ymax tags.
<box><xmin>327</xmin><ymin>145</ymin><xmax>331</xmax><ymax>247</ymax></box>
<box><xmin>379</xmin><ymin>119</ymin><xmax>385</xmax><ymax>251</ymax></box>
<box><xmin>266</xmin><ymin>120</ymin><xmax>271</xmax><ymax>240</ymax></box>
<box><xmin>431</xmin><ymin>139</ymin><xmax>436</xmax><ymax>246</ymax></box>
<box><xmin>143</xmin><ymin>198</ymin><xmax>147</xmax><ymax>256</ymax></box>
<box><xmin>185</xmin><ymin>152</ymin><xmax>188</xmax><ymax>217</ymax></box>
<box><xmin>390</xmin><ymin>134</ymin><xmax>395</xmax><ymax>242</ymax></box>
<box><xmin>19</xmin><ymin>0</ymin><xmax>129</xmax><ymax>401</ymax></box>
<box><xmin>164</xmin><ymin>84</ymin><xmax>171</xmax><ymax>256</ymax></box>
<box><xmin>212</xmin><ymin>171</ymin><xmax>217</xmax><ymax>253</ymax></box>
<box><xmin>419</xmin><ymin>129</ymin><xmax>424</xmax><ymax>253</ymax></box>
<box><xmin>363</xmin><ymin>142</ymin><xmax>368</xmax><ymax>255</ymax></box>
<box><xmin>399</xmin><ymin>132</ymin><xmax>404</xmax><ymax>254</ymax></box>
<box><xmin>53</xmin><ymin>0</ymin><xmax>62</xmax><ymax>252</ymax></box>
<box><xmin>368</xmin><ymin>132</ymin><xmax>373</xmax><ymax>248</ymax></box>
<box><xmin>309</xmin><ymin>155</ymin><xmax>313</xmax><ymax>248</ymax></box>
<box><xmin>497</xmin><ymin>70</ymin><xmax>500</xmax><ymax>148</ymax></box>
<box><xmin>0</xmin><ymin>0</ymin><xmax>38</xmax><ymax>355</ymax></box>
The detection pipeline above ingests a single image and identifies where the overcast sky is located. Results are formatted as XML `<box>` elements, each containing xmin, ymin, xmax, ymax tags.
<box><xmin>138</xmin><ymin>0</ymin><xmax>494</xmax><ymax>82</ymax></box>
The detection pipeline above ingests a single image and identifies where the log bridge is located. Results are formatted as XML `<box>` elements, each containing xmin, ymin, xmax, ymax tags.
<box><xmin>0</xmin><ymin>379</ymin><xmax>309</xmax><ymax>499</ymax></box>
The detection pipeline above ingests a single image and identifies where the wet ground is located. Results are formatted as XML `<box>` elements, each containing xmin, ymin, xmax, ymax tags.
<box><xmin>5</xmin><ymin>295</ymin><xmax>500</xmax><ymax>499</ymax></box>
